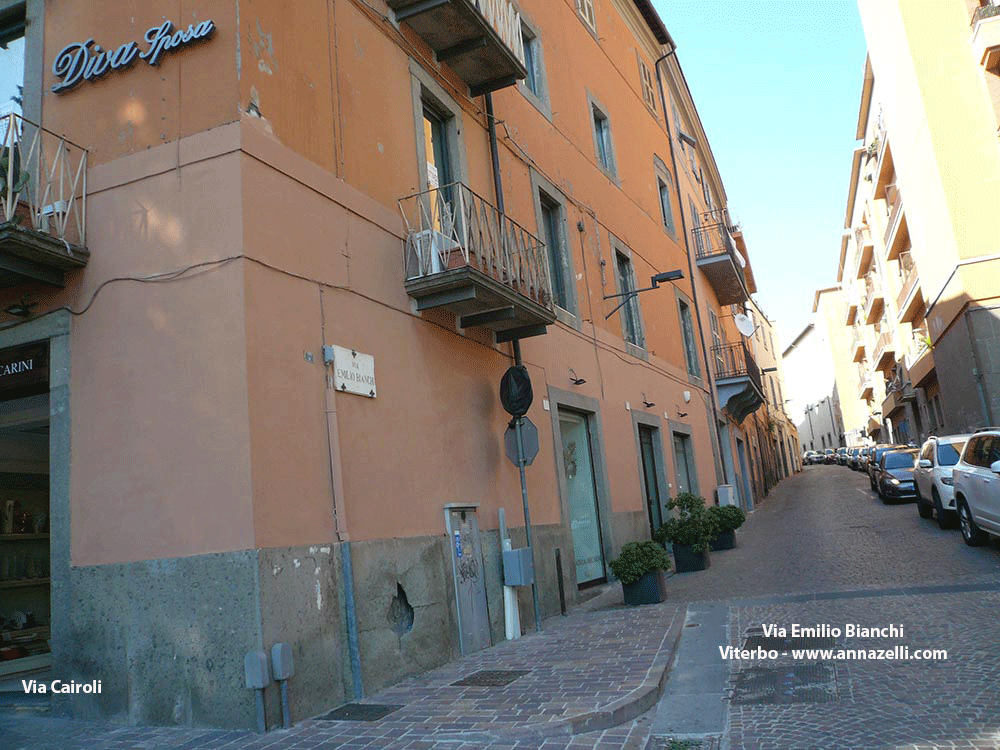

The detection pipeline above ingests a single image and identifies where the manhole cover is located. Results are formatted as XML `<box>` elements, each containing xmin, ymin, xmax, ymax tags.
<box><xmin>743</xmin><ymin>635</ymin><xmax>838</xmax><ymax>651</ymax></box>
<box><xmin>451</xmin><ymin>669</ymin><xmax>531</xmax><ymax>687</ymax></box>
<box><xmin>318</xmin><ymin>703</ymin><xmax>404</xmax><ymax>722</ymax></box>
<box><xmin>730</xmin><ymin>663</ymin><xmax>838</xmax><ymax>705</ymax></box>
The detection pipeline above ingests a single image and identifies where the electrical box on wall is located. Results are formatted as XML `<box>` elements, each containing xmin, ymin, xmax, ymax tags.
<box><xmin>502</xmin><ymin>547</ymin><xmax>534</xmax><ymax>586</ymax></box>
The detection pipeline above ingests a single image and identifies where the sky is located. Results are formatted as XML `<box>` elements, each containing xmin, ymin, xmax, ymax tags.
<box><xmin>652</xmin><ymin>0</ymin><xmax>869</xmax><ymax>351</ymax></box>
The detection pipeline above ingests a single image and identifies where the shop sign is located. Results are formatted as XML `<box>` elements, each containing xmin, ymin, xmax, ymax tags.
<box><xmin>0</xmin><ymin>342</ymin><xmax>48</xmax><ymax>393</ymax></box>
<box><xmin>330</xmin><ymin>345</ymin><xmax>377</xmax><ymax>399</ymax></box>
<box><xmin>51</xmin><ymin>19</ymin><xmax>216</xmax><ymax>94</ymax></box>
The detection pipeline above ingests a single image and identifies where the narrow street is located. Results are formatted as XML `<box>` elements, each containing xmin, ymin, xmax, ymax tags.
<box><xmin>650</xmin><ymin>463</ymin><xmax>1000</xmax><ymax>750</ymax></box>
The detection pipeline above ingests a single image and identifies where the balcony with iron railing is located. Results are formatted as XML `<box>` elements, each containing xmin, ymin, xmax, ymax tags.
<box><xmin>854</xmin><ymin>225</ymin><xmax>874</xmax><ymax>279</ymax></box>
<box><xmin>692</xmin><ymin>219</ymin><xmax>749</xmax><ymax>305</ymax></box>
<box><xmin>858</xmin><ymin>361</ymin><xmax>873</xmax><ymax>401</ymax></box>
<box><xmin>863</xmin><ymin>274</ymin><xmax>884</xmax><ymax>324</ymax></box>
<box><xmin>400</xmin><ymin>182</ymin><xmax>555</xmax><ymax>340</ymax></box>
<box><xmin>851</xmin><ymin>325</ymin><xmax>866</xmax><ymax>363</ymax></box>
<box><xmin>896</xmin><ymin>251</ymin><xmax>922</xmax><ymax>322</ymax></box>
<box><xmin>874</xmin><ymin>330</ymin><xmax>895</xmax><ymax>371</ymax></box>
<box><xmin>972</xmin><ymin>2</ymin><xmax>1000</xmax><ymax>70</ymax></box>
<box><xmin>0</xmin><ymin>113</ymin><xmax>89</xmax><ymax>286</ymax></box>
<box><xmin>386</xmin><ymin>0</ymin><xmax>527</xmax><ymax>96</ymax></box>
<box><xmin>711</xmin><ymin>340</ymin><xmax>765</xmax><ymax>424</ymax></box>
<box><xmin>882</xmin><ymin>183</ymin><xmax>906</xmax><ymax>260</ymax></box>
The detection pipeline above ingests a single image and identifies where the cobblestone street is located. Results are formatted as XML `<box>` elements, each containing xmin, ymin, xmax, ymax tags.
<box><xmin>657</xmin><ymin>464</ymin><xmax>1000</xmax><ymax>750</ymax></box>
<box><xmin>4</xmin><ymin>465</ymin><xmax>1000</xmax><ymax>750</ymax></box>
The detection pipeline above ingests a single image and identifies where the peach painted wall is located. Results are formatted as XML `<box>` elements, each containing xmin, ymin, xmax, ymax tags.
<box><xmin>41</xmin><ymin>1</ymin><xmax>238</xmax><ymax>166</ymax></box>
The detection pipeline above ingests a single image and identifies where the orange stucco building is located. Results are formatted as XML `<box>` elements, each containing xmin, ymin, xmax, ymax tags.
<box><xmin>0</xmin><ymin>0</ymin><xmax>789</xmax><ymax>728</ymax></box>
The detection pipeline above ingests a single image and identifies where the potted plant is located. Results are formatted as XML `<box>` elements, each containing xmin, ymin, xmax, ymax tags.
<box><xmin>654</xmin><ymin>492</ymin><xmax>715</xmax><ymax>573</ymax></box>
<box><xmin>707</xmin><ymin>505</ymin><xmax>746</xmax><ymax>551</ymax></box>
<box><xmin>608</xmin><ymin>541</ymin><xmax>672</xmax><ymax>606</ymax></box>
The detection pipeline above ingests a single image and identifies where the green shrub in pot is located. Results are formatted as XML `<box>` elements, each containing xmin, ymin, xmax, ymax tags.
<box><xmin>653</xmin><ymin>492</ymin><xmax>716</xmax><ymax>554</ymax></box>
<box><xmin>608</xmin><ymin>541</ymin><xmax>672</xmax><ymax>585</ymax></box>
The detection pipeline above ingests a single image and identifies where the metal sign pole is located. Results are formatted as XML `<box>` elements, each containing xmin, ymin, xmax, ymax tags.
<box><xmin>510</xmin><ymin>339</ymin><xmax>542</xmax><ymax>633</ymax></box>
<box><xmin>514</xmin><ymin>413</ymin><xmax>542</xmax><ymax>633</ymax></box>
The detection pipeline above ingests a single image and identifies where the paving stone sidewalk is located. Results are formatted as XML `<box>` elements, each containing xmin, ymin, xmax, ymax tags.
<box><xmin>0</xmin><ymin>595</ymin><xmax>683</xmax><ymax>750</ymax></box>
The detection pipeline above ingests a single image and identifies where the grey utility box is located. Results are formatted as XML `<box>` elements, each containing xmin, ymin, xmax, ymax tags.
<box><xmin>271</xmin><ymin>642</ymin><xmax>295</xmax><ymax>680</ymax></box>
<box><xmin>502</xmin><ymin>547</ymin><xmax>534</xmax><ymax>586</ymax></box>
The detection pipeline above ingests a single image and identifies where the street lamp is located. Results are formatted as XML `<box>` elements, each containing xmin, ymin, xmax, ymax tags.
<box><xmin>603</xmin><ymin>270</ymin><xmax>684</xmax><ymax>320</ymax></box>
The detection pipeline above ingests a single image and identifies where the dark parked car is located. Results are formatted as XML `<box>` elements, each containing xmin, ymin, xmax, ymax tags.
<box><xmin>847</xmin><ymin>447</ymin><xmax>862</xmax><ymax>469</ymax></box>
<box><xmin>875</xmin><ymin>448</ymin><xmax>919</xmax><ymax>503</ymax></box>
<box><xmin>836</xmin><ymin>447</ymin><xmax>849</xmax><ymax>465</ymax></box>
<box><xmin>857</xmin><ymin>446</ymin><xmax>871</xmax><ymax>471</ymax></box>
<box><xmin>868</xmin><ymin>444</ymin><xmax>903</xmax><ymax>487</ymax></box>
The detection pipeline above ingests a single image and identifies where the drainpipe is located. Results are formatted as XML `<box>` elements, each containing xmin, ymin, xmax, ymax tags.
<box><xmin>654</xmin><ymin>46</ymin><xmax>727</xmax><ymax>487</ymax></box>
<box><xmin>323</xmin><ymin>358</ymin><xmax>364</xmax><ymax>700</ymax></box>
<box><xmin>486</xmin><ymin>92</ymin><xmax>542</xmax><ymax>633</ymax></box>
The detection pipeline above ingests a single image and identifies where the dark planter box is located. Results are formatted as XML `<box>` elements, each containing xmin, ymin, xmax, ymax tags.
<box><xmin>673</xmin><ymin>543</ymin><xmax>710</xmax><ymax>573</ymax></box>
<box><xmin>710</xmin><ymin>529</ymin><xmax>736</xmax><ymax>551</ymax></box>
<box><xmin>621</xmin><ymin>569</ymin><xmax>667</xmax><ymax>606</ymax></box>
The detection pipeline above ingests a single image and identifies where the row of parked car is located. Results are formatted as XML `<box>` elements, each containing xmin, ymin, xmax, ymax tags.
<box><xmin>803</xmin><ymin>429</ymin><xmax>1000</xmax><ymax>546</ymax></box>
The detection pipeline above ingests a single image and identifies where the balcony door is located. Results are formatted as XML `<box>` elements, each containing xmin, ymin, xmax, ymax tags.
<box><xmin>558</xmin><ymin>410</ymin><xmax>606</xmax><ymax>587</ymax></box>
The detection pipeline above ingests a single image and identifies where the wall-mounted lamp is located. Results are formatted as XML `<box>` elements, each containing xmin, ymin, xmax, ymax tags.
<box><xmin>3</xmin><ymin>298</ymin><xmax>37</xmax><ymax>318</ymax></box>
<box><xmin>641</xmin><ymin>392</ymin><xmax>655</xmax><ymax>409</ymax></box>
<box><xmin>569</xmin><ymin>368</ymin><xmax>586</xmax><ymax>386</ymax></box>
<box><xmin>603</xmin><ymin>270</ymin><xmax>684</xmax><ymax>321</ymax></box>
<box><xmin>676</xmin><ymin>405</ymin><xmax>688</xmax><ymax>418</ymax></box>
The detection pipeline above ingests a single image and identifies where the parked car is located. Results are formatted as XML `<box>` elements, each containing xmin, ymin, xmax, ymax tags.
<box><xmin>823</xmin><ymin>448</ymin><xmax>836</xmax><ymax>464</ymax></box>
<box><xmin>803</xmin><ymin>451</ymin><xmax>817</xmax><ymax>465</ymax></box>
<box><xmin>848</xmin><ymin>447</ymin><xmax>862</xmax><ymax>470</ymax></box>
<box><xmin>868</xmin><ymin>444</ymin><xmax>903</xmax><ymax>488</ymax></box>
<box><xmin>875</xmin><ymin>448</ymin><xmax>919</xmax><ymax>502</ymax></box>
<box><xmin>952</xmin><ymin>430</ymin><xmax>1000</xmax><ymax>545</ymax></box>
<box><xmin>836</xmin><ymin>447</ymin><xmax>849</xmax><ymax>465</ymax></box>
<box><xmin>855</xmin><ymin>446</ymin><xmax>871</xmax><ymax>471</ymax></box>
<box><xmin>914</xmin><ymin>434</ymin><xmax>969</xmax><ymax>529</ymax></box>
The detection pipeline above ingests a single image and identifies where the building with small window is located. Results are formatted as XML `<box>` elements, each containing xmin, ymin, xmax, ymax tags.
<box><xmin>0</xmin><ymin>0</ymin><xmax>792</xmax><ymax>730</ymax></box>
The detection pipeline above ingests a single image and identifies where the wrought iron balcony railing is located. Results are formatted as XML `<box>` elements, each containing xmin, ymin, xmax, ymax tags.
<box><xmin>399</xmin><ymin>181</ymin><xmax>553</xmax><ymax>313</ymax></box>
<box><xmin>1</xmin><ymin>112</ymin><xmax>87</xmax><ymax>250</ymax></box>
<box><xmin>973</xmin><ymin>2</ymin><xmax>1000</xmax><ymax>26</ymax></box>
<box><xmin>712</xmin><ymin>340</ymin><xmax>762</xmax><ymax>391</ymax></box>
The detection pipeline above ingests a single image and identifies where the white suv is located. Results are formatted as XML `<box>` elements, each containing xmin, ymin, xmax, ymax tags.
<box><xmin>914</xmin><ymin>434</ymin><xmax>970</xmax><ymax>529</ymax></box>
<box><xmin>952</xmin><ymin>429</ymin><xmax>1000</xmax><ymax>545</ymax></box>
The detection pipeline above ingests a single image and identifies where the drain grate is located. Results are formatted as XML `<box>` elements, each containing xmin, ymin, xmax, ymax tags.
<box><xmin>730</xmin><ymin>663</ymin><xmax>838</xmax><ymax>705</ymax></box>
<box><xmin>743</xmin><ymin>635</ymin><xmax>838</xmax><ymax>651</ymax></box>
<box><xmin>318</xmin><ymin>703</ymin><xmax>404</xmax><ymax>722</ymax></box>
<box><xmin>451</xmin><ymin>669</ymin><xmax>531</xmax><ymax>687</ymax></box>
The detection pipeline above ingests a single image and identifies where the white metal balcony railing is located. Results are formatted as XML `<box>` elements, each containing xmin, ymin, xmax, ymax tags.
<box><xmin>399</xmin><ymin>182</ymin><xmax>553</xmax><ymax>311</ymax></box>
<box><xmin>1</xmin><ymin>112</ymin><xmax>87</xmax><ymax>249</ymax></box>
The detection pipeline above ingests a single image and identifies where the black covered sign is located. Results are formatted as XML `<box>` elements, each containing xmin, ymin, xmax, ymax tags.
<box><xmin>0</xmin><ymin>341</ymin><xmax>48</xmax><ymax>401</ymax></box>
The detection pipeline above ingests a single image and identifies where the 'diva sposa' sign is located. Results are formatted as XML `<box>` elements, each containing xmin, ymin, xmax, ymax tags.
<box><xmin>51</xmin><ymin>19</ymin><xmax>216</xmax><ymax>94</ymax></box>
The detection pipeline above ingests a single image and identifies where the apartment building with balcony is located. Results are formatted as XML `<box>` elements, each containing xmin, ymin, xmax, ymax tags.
<box><xmin>0</xmin><ymin>0</ymin><xmax>791</xmax><ymax>730</ymax></box>
<box><xmin>824</xmin><ymin>0</ymin><xmax>1000</xmax><ymax>446</ymax></box>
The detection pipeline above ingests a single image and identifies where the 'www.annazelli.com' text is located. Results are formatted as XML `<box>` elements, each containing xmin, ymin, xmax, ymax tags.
<box><xmin>719</xmin><ymin>646</ymin><xmax>948</xmax><ymax>660</ymax></box>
